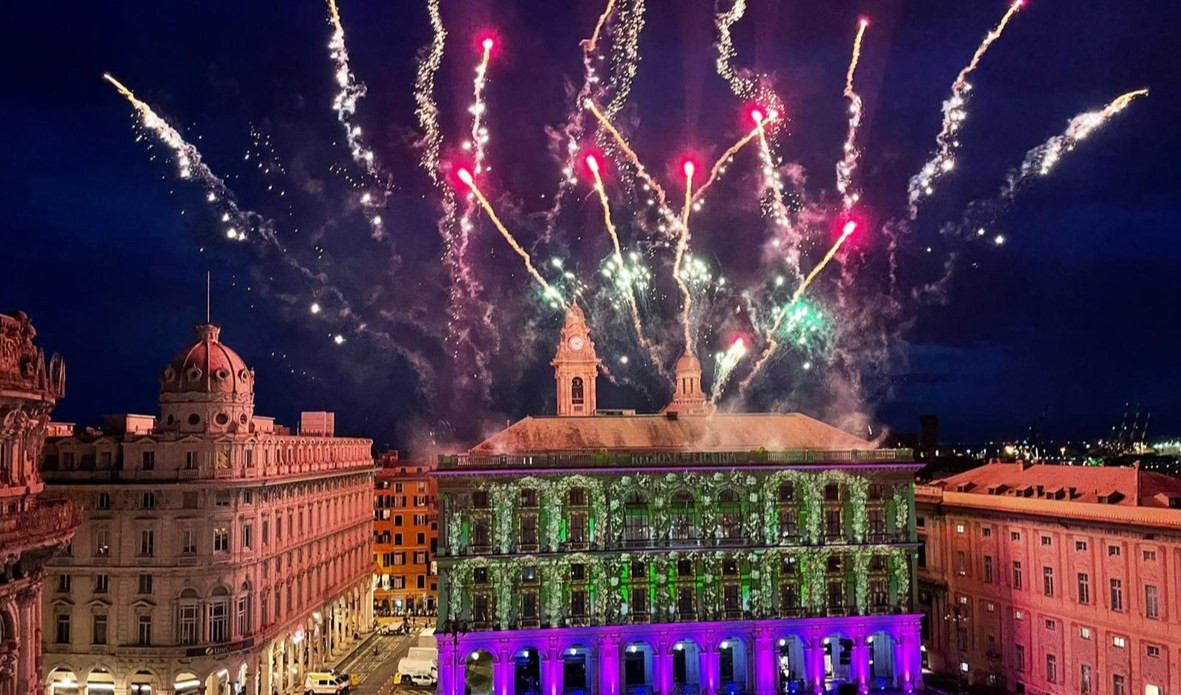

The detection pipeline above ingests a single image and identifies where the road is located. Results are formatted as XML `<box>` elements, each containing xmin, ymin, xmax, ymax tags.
<box><xmin>332</xmin><ymin>632</ymin><xmax>434</xmax><ymax>695</ymax></box>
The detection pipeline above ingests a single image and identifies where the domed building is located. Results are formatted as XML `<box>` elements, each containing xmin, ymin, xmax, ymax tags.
<box><xmin>40</xmin><ymin>322</ymin><xmax>375</xmax><ymax>695</ymax></box>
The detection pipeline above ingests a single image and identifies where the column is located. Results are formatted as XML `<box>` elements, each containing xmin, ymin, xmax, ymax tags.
<box><xmin>852</xmin><ymin>640</ymin><xmax>869</xmax><ymax>695</ymax></box>
<box><xmin>438</xmin><ymin>639</ymin><xmax>457</xmax><ymax>695</ymax></box>
<box><xmin>753</xmin><ymin>629</ymin><xmax>776</xmax><ymax>695</ymax></box>
<box><xmin>493</xmin><ymin>646</ymin><xmax>511</xmax><ymax>695</ymax></box>
<box><xmin>542</xmin><ymin>641</ymin><xmax>564</xmax><ymax>695</ymax></box>
<box><xmin>653</xmin><ymin>634</ymin><xmax>672</xmax><ymax>695</ymax></box>
<box><xmin>700</xmin><ymin>642</ymin><xmax>720</xmax><ymax>695</ymax></box>
<box><xmin>16</xmin><ymin>585</ymin><xmax>39</xmax><ymax>695</ymax></box>
<box><xmin>805</xmin><ymin>636</ymin><xmax>823</xmax><ymax>695</ymax></box>
<box><xmin>597</xmin><ymin>633</ymin><xmax>620</xmax><ymax>695</ymax></box>
<box><xmin>260</xmin><ymin>642</ymin><xmax>274</xmax><ymax>695</ymax></box>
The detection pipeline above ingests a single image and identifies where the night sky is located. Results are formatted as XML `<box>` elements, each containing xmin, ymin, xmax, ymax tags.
<box><xmin>3</xmin><ymin>1</ymin><xmax>1178</xmax><ymax>450</ymax></box>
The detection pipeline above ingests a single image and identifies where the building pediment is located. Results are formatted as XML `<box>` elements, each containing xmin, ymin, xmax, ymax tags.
<box><xmin>87</xmin><ymin>598</ymin><xmax>112</xmax><ymax>609</ymax></box>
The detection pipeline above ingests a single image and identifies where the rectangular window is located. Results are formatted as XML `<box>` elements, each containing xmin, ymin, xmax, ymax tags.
<box><xmin>1012</xmin><ymin>561</ymin><xmax>1023</xmax><ymax>589</ymax></box>
<box><xmin>95</xmin><ymin>574</ymin><xmax>109</xmax><ymax>594</ymax></box>
<box><xmin>1080</xmin><ymin>665</ymin><xmax>1092</xmax><ymax>695</ymax></box>
<box><xmin>1112</xmin><ymin>675</ymin><xmax>1125</xmax><ymax>695</ymax></box>
<box><xmin>1075</xmin><ymin>540</ymin><xmax>1087</xmax><ymax>551</ymax></box>
<box><xmin>982</xmin><ymin>527</ymin><xmax>992</xmax><ymax>537</ymax></box>
<box><xmin>92</xmin><ymin>614</ymin><xmax>107</xmax><ymax>645</ymax></box>
<box><xmin>56</xmin><ymin>614</ymin><xmax>70</xmax><ymax>644</ymax></box>
<box><xmin>1015</xmin><ymin>644</ymin><xmax>1025</xmax><ymax>671</ymax></box>
<box><xmin>1147</xmin><ymin>645</ymin><xmax>1161</xmax><ymax>658</ymax></box>
<box><xmin>1143</xmin><ymin>549</ymin><xmax>1157</xmax><ymax>562</ymax></box>
<box><xmin>956</xmin><ymin>523</ymin><xmax>965</xmax><ymax>534</ymax></box>
<box><xmin>243</xmin><ymin>523</ymin><xmax>253</xmax><ymax>550</ymax></box>
<box><xmin>209</xmin><ymin>602</ymin><xmax>228</xmax><ymax>642</ymax></box>
<box><xmin>1046</xmin><ymin>654</ymin><xmax>1057</xmax><ymax>683</ymax></box>
<box><xmin>571</xmin><ymin>590</ymin><xmax>588</xmax><ymax>617</ymax></box>
<box><xmin>185</xmin><ymin>450</ymin><xmax>198</xmax><ymax>469</ymax></box>
<box><xmin>138</xmin><ymin>574</ymin><xmax>153</xmax><ymax>594</ymax></box>
<box><xmin>58</xmin><ymin>574</ymin><xmax>71</xmax><ymax>593</ymax></box>
<box><xmin>1111</xmin><ymin>579</ymin><xmax>1123</xmax><ymax>611</ymax></box>
<box><xmin>214</xmin><ymin>528</ymin><xmax>230</xmax><ymax>553</ymax></box>
<box><xmin>1010</xmin><ymin>531</ymin><xmax>1020</xmax><ymax>541</ymax></box>
<box><xmin>1145</xmin><ymin>585</ymin><xmax>1159</xmax><ymax>618</ymax></box>
<box><xmin>182</xmin><ymin>529</ymin><xmax>197</xmax><ymax>554</ymax></box>
<box><xmin>142</xmin><ymin>451</ymin><xmax>155</xmax><ymax>470</ymax></box>
<box><xmin>1044</xmin><ymin>619</ymin><xmax>1056</xmax><ymax>631</ymax></box>
<box><xmin>94</xmin><ymin>528</ymin><xmax>110</xmax><ymax>557</ymax></box>
<box><xmin>983</xmin><ymin>556</ymin><xmax>993</xmax><ymax>583</ymax></box>
<box><xmin>1040</xmin><ymin>535</ymin><xmax>1052</xmax><ymax>546</ymax></box>
<box><xmin>956</xmin><ymin>550</ymin><xmax>966</xmax><ymax>575</ymax></box>
<box><xmin>632</xmin><ymin>587</ymin><xmax>648</xmax><ymax>615</ymax></box>
<box><xmin>1112</xmin><ymin>635</ymin><xmax>1126</xmax><ymax>648</ymax></box>
<box><xmin>1108</xmin><ymin>544</ymin><xmax>1121</xmax><ymax>556</ymax></box>
<box><xmin>236</xmin><ymin>597</ymin><xmax>250</xmax><ymax>635</ymax></box>
<box><xmin>97</xmin><ymin>492</ymin><xmax>111</xmax><ymax>510</ymax></box>
<box><xmin>1080</xmin><ymin>627</ymin><xmax>1091</xmax><ymax>639</ymax></box>
<box><xmin>137</xmin><ymin>615</ymin><xmax>152</xmax><ymax>646</ymax></box>
<box><xmin>1043</xmin><ymin>566</ymin><xmax>1054</xmax><ymax>596</ymax></box>
<box><xmin>140</xmin><ymin>530</ymin><xmax>154</xmax><ymax>556</ymax></box>
<box><xmin>1077</xmin><ymin>573</ymin><xmax>1090</xmax><ymax>604</ymax></box>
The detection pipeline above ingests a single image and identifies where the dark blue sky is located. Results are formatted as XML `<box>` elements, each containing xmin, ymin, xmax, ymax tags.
<box><xmin>2</xmin><ymin>1</ymin><xmax>1178</xmax><ymax>449</ymax></box>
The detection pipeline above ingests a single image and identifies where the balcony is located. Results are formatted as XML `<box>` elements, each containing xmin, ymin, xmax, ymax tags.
<box><xmin>0</xmin><ymin>498</ymin><xmax>80</xmax><ymax>555</ymax></box>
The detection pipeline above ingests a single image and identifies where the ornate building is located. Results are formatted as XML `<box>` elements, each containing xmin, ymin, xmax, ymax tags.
<box><xmin>373</xmin><ymin>453</ymin><xmax>438</xmax><ymax>616</ymax></box>
<box><xmin>0</xmin><ymin>312</ymin><xmax>79</xmax><ymax>695</ymax></box>
<box><xmin>434</xmin><ymin>307</ymin><xmax>923</xmax><ymax>695</ymax></box>
<box><xmin>917</xmin><ymin>462</ymin><xmax>1181</xmax><ymax>695</ymax></box>
<box><xmin>38</xmin><ymin>322</ymin><xmax>374</xmax><ymax>695</ymax></box>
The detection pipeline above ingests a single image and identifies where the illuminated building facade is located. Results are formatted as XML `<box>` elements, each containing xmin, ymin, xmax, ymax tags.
<box><xmin>434</xmin><ymin>307</ymin><xmax>923</xmax><ymax>695</ymax></box>
<box><xmin>38</xmin><ymin>322</ymin><xmax>374</xmax><ymax>695</ymax></box>
<box><xmin>916</xmin><ymin>462</ymin><xmax>1181</xmax><ymax>695</ymax></box>
<box><xmin>0</xmin><ymin>312</ymin><xmax>79</xmax><ymax>695</ymax></box>
<box><xmin>373</xmin><ymin>453</ymin><xmax>438</xmax><ymax>615</ymax></box>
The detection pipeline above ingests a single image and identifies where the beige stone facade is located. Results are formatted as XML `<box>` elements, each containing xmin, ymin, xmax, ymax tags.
<box><xmin>38</xmin><ymin>323</ymin><xmax>374</xmax><ymax>695</ymax></box>
<box><xmin>1</xmin><ymin>312</ymin><xmax>80</xmax><ymax>695</ymax></box>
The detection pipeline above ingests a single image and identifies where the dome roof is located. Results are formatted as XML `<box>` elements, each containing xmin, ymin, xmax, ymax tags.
<box><xmin>160</xmin><ymin>324</ymin><xmax>253</xmax><ymax>400</ymax></box>
<box><xmin>675</xmin><ymin>350</ymin><xmax>702</xmax><ymax>374</ymax></box>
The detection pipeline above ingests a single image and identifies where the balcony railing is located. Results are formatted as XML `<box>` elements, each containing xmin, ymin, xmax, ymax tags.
<box><xmin>443</xmin><ymin>448</ymin><xmax>914</xmax><ymax>469</ymax></box>
<box><xmin>0</xmin><ymin>498</ymin><xmax>80</xmax><ymax>552</ymax></box>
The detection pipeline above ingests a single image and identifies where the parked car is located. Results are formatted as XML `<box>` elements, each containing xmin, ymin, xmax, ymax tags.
<box><xmin>304</xmin><ymin>671</ymin><xmax>348</xmax><ymax>695</ymax></box>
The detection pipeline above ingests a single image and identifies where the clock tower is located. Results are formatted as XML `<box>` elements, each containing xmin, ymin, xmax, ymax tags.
<box><xmin>552</xmin><ymin>302</ymin><xmax>600</xmax><ymax>416</ymax></box>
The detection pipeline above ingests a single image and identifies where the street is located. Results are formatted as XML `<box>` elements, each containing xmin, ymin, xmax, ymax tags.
<box><xmin>332</xmin><ymin>632</ymin><xmax>434</xmax><ymax>695</ymax></box>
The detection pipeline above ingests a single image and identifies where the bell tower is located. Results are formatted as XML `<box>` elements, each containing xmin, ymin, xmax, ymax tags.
<box><xmin>552</xmin><ymin>303</ymin><xmax>600</xmax><ymax>416</ymax></box>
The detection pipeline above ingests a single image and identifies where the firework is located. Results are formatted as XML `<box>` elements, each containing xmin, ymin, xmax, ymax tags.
<box><xmin>713</xmin><ymin>0</ymin><xmax>784</xmax><ymax>116</ymax></box>
<box><xmin>908</xmin><ymin>0</ymin><xmax>1024</xmax><ymax>217</ymax></box>
<box><xmin>457</xmin><ymin>168</ymin><xmax>565</xmax><ymax>307</ymax></box>
<box><xmin>674</xmin><ymin>161</ymin><xmax>698</xmax><ymax>349</ymax></box>
<box><xmin>836</xmin><ymin>18</ymin><xmax>869</xmax><ymax>210</ymax></box>
<box><xmin>710</xmin><ymin>336</ymin><xmax>748</xmax><ymax>403</ymax></box>
<box><xmin>751</xmin><ymin>108</ymin><xmax>792</xmax><ymax>231</ymax></box>
<box><xmin>1009</xmin><ymin>88</ymin><xmax>1148</xmax><ymax>184</ymax></box>
<box><xmin>692</xmin><ymin>111</ymin><xmax>780</xmax><ymax>204</ymax></box>
<box><xmin>586</xmin><ymin>155</ymin><xmax>656</xmax><ymax>359</ymax></box>
<box><xmin>454</xmin><ymin>36</ymin><xmax>498</xmax><ymax>304</ymax></box>
<box><xmin>325</xmin><ymin>0</ymin><xmax>388</xmax><ymax>236</ymax></box>
<box><xmin>738</xmin><ymin>221</ymin><xmax>857</xmax><ymax>394</ymax></box>
<box><xmin>585</xmin><ymin>99</ymin><xmax>680</xmax><ymax>237</ymax></box>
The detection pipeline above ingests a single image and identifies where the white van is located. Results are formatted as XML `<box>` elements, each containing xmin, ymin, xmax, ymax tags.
<box><xmin>395</xmin><ymin>658</ymin><xmax>438</xmax><ymax>687</ymax></box>
<box><xmin>304</xmin><ymin>672</ymin><xmax>348</xmax><ymax>695</ymax></box>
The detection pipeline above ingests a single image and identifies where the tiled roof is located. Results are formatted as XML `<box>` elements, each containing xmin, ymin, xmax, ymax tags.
<box><xmin>933</xmin><ymin>461</ymin><xmax>1181</xmax><ymax>508</ymax></box>
<box><xmin>470</xmin><ymin>413</ymin><xmax>875</xmax><ymax>454</ymax></box>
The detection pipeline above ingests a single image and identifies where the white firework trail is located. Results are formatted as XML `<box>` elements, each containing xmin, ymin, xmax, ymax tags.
<box><xmin>1007</xmin><ymin>89</ymin><xmax>1148</xmax><ymax>186</ymax></box>
<box><xmin>907</xmin><ymin>0</ymin><xmax>1024</xmax><ymax>218</ymax></box>
<box><xmin>714</xmin><ymin>0</ymin><xmax>784</xmax><ymax>116</ymax></box>
<box><xmin>326</xmin><ymin>0</ymin><xmax>388</xmax><ymax>238</ymax></box>
<box><xmin>836</xmin><ymin>18</ymin><xmax>869</xmax><ymax>211</ymax></box>
<box><xmin>103</xmin><ymin>73</ymin><xmax>434</xmax><ymax>377</ymax></box>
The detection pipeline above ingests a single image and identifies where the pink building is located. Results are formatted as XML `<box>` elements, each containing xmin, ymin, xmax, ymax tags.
<box><xmin>0</xmin><ymin>312</ymin><xmax>79</xmax><ymax>695</ymax></box>
<box><xmin>38</xmin><ymin>322</ymin><xmax>374</xmax><ymax>695</ymax></box>
<box><xmin>916</xmin><ymin>461</ymin><xmax>1181</xmax><ymax>695</ymax></box>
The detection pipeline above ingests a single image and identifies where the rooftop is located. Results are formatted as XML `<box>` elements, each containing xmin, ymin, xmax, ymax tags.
<box><xmin>929</xmin><ymin>461</ymin><xmax>1181</xmax><ymax>508</ymax></box>
<box><xmin>470</xmin><ymin>412</ymin><xmax>877</xmax><ymax>455</ymax></box>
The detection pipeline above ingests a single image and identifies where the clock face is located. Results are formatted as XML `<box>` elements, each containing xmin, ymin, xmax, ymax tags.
<box><xmin>568</xmin><ymin>335</ymin><xmax>585</xmax><ymax>351</ymax></box>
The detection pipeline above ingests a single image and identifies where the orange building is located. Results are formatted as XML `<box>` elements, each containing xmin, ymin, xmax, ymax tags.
<box><xmin>373</xmin><ymin>453</ymin><xmax>438</xmax><ymax>616</ymax></box>
<box><xmin>916</xmin><ymin>461</ymin><xmax>1181</xmax><ymax>695</ymax></box>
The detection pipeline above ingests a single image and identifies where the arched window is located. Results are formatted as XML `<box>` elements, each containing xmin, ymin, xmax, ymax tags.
<box><xmin>176</xmin><ymin>588</ymin><xmax>200</xmax><ymax>645</ymax></box>
<box><xmin>670</xmin><ymin>491</ymin><xmax>697</xmax><ymax>545</ymax></box>
<box><xmin>571</xmin><ymin>377</ymin><xmax>585</xmax><ymax>405</ymax></box>
<box><xmin>209</xmin><ymin>586</ymin><xmax>230</xmax><ymax>643</ymax></box>
<box><xmin>719</xmin><ymin>489</ymin><xmax>743</xmax><ymax>542</ymax></box>
<box><xmin>237</xmin><ymin>581</ymin><xmax>252</xmax><ymax>636</ymax></box>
